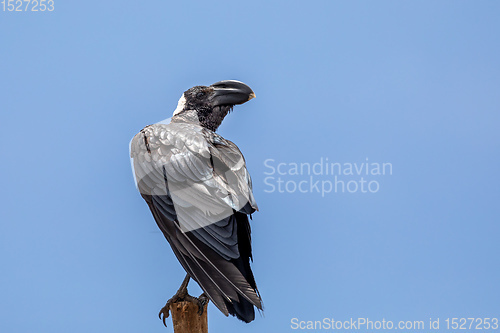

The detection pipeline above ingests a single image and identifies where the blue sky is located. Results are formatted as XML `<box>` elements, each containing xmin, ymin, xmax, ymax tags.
<box><xmin>1</xmin><ymin>1</ymin><xmax>499</xmax><ymax>332</ymax></box>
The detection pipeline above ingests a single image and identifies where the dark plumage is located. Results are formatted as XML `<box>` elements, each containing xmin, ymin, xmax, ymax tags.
<box><xmin>130</xmin><ymin>80</ymin><xmax>261</xmax><ymax>323</ymax></box>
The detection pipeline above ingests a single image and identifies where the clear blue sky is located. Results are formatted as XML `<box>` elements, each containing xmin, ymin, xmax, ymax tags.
<box><xmin>1</xmin><ymin>1</ymin><xmax>499</xmax><ymax>332</ymax></box>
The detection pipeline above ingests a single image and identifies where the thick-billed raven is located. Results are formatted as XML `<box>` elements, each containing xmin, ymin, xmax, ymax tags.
<box><xmin>130</xmin><ymin>80</ymin><xmax>262</xmax><ymax>325</ymax></box>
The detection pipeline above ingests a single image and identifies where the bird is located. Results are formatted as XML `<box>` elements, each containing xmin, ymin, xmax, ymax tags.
<box><xmin>130</xmin><ymin>80</ymin><xmax>262</xmax><ymax>325</ymax></box>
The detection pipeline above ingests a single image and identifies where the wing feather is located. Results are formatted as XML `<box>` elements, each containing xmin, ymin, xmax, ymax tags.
<box><xmin>130</xmin><ymin>122</ymin><xmax>262</xmax><ymax>321</ymax></box>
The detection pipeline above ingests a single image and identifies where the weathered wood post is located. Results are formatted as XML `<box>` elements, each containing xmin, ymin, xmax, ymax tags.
<box><xmin>168</xmin><ymin>299</ymin><xmax>208</xmax><ymax>333</ymax></box>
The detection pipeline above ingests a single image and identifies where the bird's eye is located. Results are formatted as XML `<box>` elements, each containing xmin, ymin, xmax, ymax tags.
<box><xmin>196</xmin><ymin>92</ymin><xmax>205</xmax><ymax>98</ymax></box>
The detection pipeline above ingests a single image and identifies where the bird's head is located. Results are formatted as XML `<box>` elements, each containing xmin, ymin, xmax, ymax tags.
<box><xmin>172</xmin><ymin>80</ymin><xmax>255</xmax><ymax>131</ymax></box>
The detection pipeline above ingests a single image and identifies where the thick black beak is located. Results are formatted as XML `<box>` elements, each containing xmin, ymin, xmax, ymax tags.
<box><xmin>209</xmin><ymin>80</ymin><xmax>256</xmax><ymax>106</ymax></box>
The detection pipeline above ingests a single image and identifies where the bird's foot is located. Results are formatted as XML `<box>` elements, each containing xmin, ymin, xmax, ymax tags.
<box><xmin>196</xmin><ymin>293</ymin><xmax>209</xmax><ymax>315</ymax></box>
<box><xmin>158</xmin><ymin>290</ymin><xmax>210</xmax><ymax>326</ymax></box>
<box><xmin>159</xmin><ymin>275</ymin><xmax>190</xmax><ymax>326</ymax></box>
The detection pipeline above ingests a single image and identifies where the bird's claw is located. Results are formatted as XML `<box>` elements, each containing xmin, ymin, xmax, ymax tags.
<box><xmin>158</xmin><ymin>291</ymin><xmax>209</xmax><ymax>326</ymax></box>
<box><xmin>158</xmin><ymin>304</ymin><xmax>171</xmax><ymax>327</ymax></box>
<box><xmin>158</xmin><ymin>286</ymin><xmax>188</xmax><ymax>327</ymax></box>
<box><xmin>197</xmin><ymin>293</ymin><xmax>209</xmax><ymax>315</ymax></box>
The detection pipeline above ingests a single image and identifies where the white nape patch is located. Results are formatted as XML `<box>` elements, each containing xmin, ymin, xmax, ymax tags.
<box><xmin>173</xmin><ymin>94</ymin><xmax>186</xmax><ymax>116</ymax></box>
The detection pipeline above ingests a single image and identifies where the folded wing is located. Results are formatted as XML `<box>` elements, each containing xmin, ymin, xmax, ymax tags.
<box><xmin>130</xmin><ymin>122</ymin><xmax>261</xmax><ymax>322</ymax></box>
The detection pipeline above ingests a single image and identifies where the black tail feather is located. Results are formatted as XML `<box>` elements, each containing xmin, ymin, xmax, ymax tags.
<box><xmin>226</xmin><ymin>293</ymin><xmax>256</xmax><ymax>323</ymax></box>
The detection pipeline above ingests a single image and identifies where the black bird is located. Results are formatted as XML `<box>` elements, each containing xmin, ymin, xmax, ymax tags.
<box><xmin>130</xmin><ymin>80</ymin><xmax>262</xmax><ymax>324</ymax></box>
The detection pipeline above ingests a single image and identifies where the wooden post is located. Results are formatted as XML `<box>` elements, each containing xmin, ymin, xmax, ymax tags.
<box><xmin>169</xmin><ymin>300</ymin><xmax>208</xmax><ymax>333</ymax></box>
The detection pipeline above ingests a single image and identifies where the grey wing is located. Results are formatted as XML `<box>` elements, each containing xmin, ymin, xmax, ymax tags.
<box><xmin>208</xmin><ymin>132</ymin><xmax>258</xmax><ymax>215</ymax></box>
<box><xmin>130</xmin><ymin>123</ymin><xmax>262</xmax><ymax>322</ymax></box>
